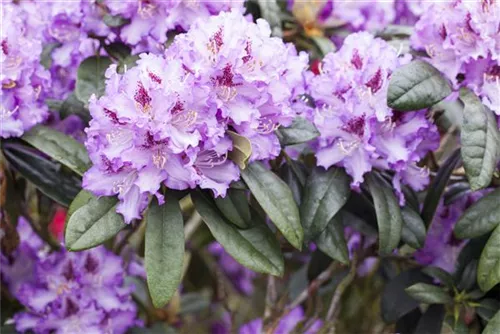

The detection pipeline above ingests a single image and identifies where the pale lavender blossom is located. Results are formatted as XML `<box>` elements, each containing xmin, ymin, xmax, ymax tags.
<box><xmin>304</xmin><ymin>32</ymin><xmax>438</xmax><ymax>194</ymax></box>
<box><xmin>411</xmin><ymin>0</ymin><xmax>500</xmax><ymax>114</ymax></box>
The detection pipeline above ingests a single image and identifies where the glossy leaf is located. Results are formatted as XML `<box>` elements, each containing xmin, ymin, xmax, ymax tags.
<box><xmin>22</xmin><ymin>125</ymin><xmax>90</xmax><ymax>176</ymax></box>
<box><xmin>65</xmin><ymin>193</ymin><xmax>126</xmax><ymax>251</ymax></box>
<box><xmin>421</xmin><ymin>149</ymin><xmax>461</xmax><ymax>227</ymax></box>
<box><xmin>454</xmin><ymin>188</ymin><xmax>500</xmax><ymax>239</ymax></box>
<box><xmin>405</xmin><ymin>283</ymin><xmax>453</xmax><ymax>304</ymax></box>
<box><xmin>2</xmin><ymin>142</ymin><xmax>80</xmax><ymax>206</ymax></box>
<box><xmin>477</xmin><ymin>224</ymin><xmax>500</xmax><ymax>292</ymax></box>
<box><xmin>387</xmin><ymin>60</ymin><xmax>452</xmax><ymax>111</ymax></box>
<box><xmin>401</xmin><ymin>206</ymin><xmax>426</xmax><ymax>249</ymax></box>
<box><xmin>192</xmin><ymin>191</ymin><xmax>284</xmax><ymax>276</ymax></box>
<box><xmin>227</xmin><ymin>131</ymin><xmax>252</xmax><ymax>170</ymax></box>
<box><xmin>300</xmin><ymin>167</ymin><xmax>350</xmax><ymax>241</ymax></box>
<box><xmin>422</xmin><ymin>266</ymin><xmax>455</xmax><ymax>289</ymax></box>
<box><xmin>367</xmin><ymin>173</ymin><xmax>402</xmax><ymax>255</ymax></box>
<box><xmin>241</xmin><ymin>162</ymin><xmax>303</xmax><ymax>249</ymax></box>
<box><xmin>483</xmin><ymin>310</ymin><xmax>500</xmax><ymax>334</ymax></box>
<box><xmin>414</xmin><ymin>304</ymin><xmax>445</xmax><ymax>334</ymax></box>
<box><xmin>277</xmin><ymin>117</ymin><xmax>320</xmax><ymax>146</ymax></box>
<box><xmin>214</xmin><ymin>189</ymin><xmax>251</xmax><ymax>229</ymax></box>
<box><xmin>315</xmin><ymin>214</ymin><xmax>349</xmax><ymax>264</ymax></box>
<box><xmin>460</xmin><ymin>89</ymin><xmax>500</xmax><ymax>190</ymax></box>
<box><xmin>145</xmin><ymin>195</ymin><xmax>184</xmax><ymax>308</ymax></box>
<box><xmin>75</xmin><ymin>56</ymin><xmax>113</xmax><ymax>104</ymax></box>
<box><xmin>477</xmin><ymin>299</ymin><xmax>500</xmax><ymax>322</ymax></box>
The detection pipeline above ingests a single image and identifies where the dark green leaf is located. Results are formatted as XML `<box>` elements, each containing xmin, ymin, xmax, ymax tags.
<box><xmin>444</xmin><ymin>182</ymin><xmax>470</xmax><ymax>206</ymax></box>
<box><xmin>477</xmin><ymin>224</ymin><xmax>500</xmax><ymax>292</ymax></box>
<box><xmin>381</xmin><ymin>269</ymin><xmax>432</xmax><ymax>323</ymax></box>
<box><xmin>387</xmin><ymin>60</ymin><xmax>452</xmax><ymax>111</ymax></box>
<box><xmin>117</xmin><ymin>55</ymin><xmax>139</xmax><ymax>73</ymax></box>
<box><xmin>405</xmin><ymin>283</ymin><xmax>453</xmax><ymax>304</ymax></box>
<box><xmin>40</xmin><ymin>42</ymin><xmax>61</xmax><ymax>69</ymax></box>
<box><xmin>2</xmin><ymin>142</ymin><xmax>80</xmax><ymax>206</ymax></box>
<box><xmin>60</xmin><ymin>93</ymin><xmax>90</xmax><ymax>123</ymax></box>
<box><xmin>310</xmin><ymin>36</ymin><xmax>336</xmax><ymax>57</ymax></box>
<box><xmin>104</xmin><ymin>42</ymin><xmax>132</xmax><ymax>62</ymax></box>
<box><xmin>21</xmin><ymin>125</ymin><xmax>90</xmax><ymax>176</ymax></box>
<box><xmin>300</xmin><ymin>167</ymin><xmax>350</xmax><ymax>241</ymax></box>
<box><xmin>454</xmin><ymin>188</ymin><xmax>500</xmax><ymax>239</ymax></box>
<box><xmin>414</xmin><ymin>304</ymin><xmax>445</xmax><ymax>334</ymax></box>
<box><xmin>257</xmin><ymin>0</ymin><xmax>282</xmax><ymax>36</ymax></box>
<box><xmin>367</xmin><ymin>173</ymin><xmax>403</xmax><ymax>254</ymax></box>
<box><xmin>422</xmin><ymin>149</ymin><xmax>461</xmax><ymax>227</ymax></box>
<box><xmin>241</xmin><ymin>162</ymin><xmax>303</xmax><ymax>249</ymax></box>
<box><xmin>192</xmin><ymin>191</ymin><xmax>284</xmax><ymax>275</ymax></box>
<box><xmin>227</xmin><ymin>131</ymin><xmax>252</xmax><ymax>169</ymax></box>
<box><xmin>395</xmin><ymin>308</ymin><xmax>422</xmax><ymax>334</ymax></box>
<box><xmin>214</xmin><ymin>188</ymin><xmax>251</xmax><ymax>229</ymax></box>
<box><xmin>422</xmin><ymin>266</ymin><xmax>455</xmax><ymax>289</ymax></box>
<box><xmin>65</xmin><ymin>193</ymin><xmax>126</xmax><ymax>251</ymax></box>
<box><xmin>454</xmin><ymin>235</ymin><xmax>489</xmax><ymax>281</ymax></box>
<box><xmin>401</xmin><ymin>206</ymin><xmax>426</xmax><ymax>249</ymax></box>
<box><xmin>103</xmin><ymin>14</ymin><xmax>130</xmax><ymax>28</ymax></box>
<box><xmin>75</xmin><ymin>56</ymin><xmax>113</xmax><ymax>104</ymax></box>
<box><xmin>315</xmin><ymin>214</ymin><xmax>349</xmax><ymax>264</ymax></box>
<box><xmin>279</xmin><ymin>163</ymin><xmax>304</xmax><ymax>205</ymax></box>
<box><xmin>179</xmin><ymin>293</ymin><xmax>211</xmax><ymax>315</ymax></box>
<box><xmin>460</xmin><ymin>89</ymin><xmax>500</xmax><ymax>190</ymax></box>
<box><xmin>477</xmin><ymin>299</ymin><xmax>500</xmax><ymax>322</ymax></box>
<box><xmin>307</xmin><ymin>250</ymin><xmax>332</xmax><ymax>281</ymax></box>
<box><xmin>457</xmin><ymin>259</ymin><xmax>478</xmax><ymax>291</ymax></box>
<box><xmin>145</xmin><ymin>195</ymin><xmax>184</xmax><ymax>308</ymax></box>
<box><xmin>277</xmin><ymin>117</ymin><xmax>320</xmax><ymax>146</ymax></box>
<box><xmin>483</xmin><ymin>310</ymin><xmax>500</xmax><ymax>334</ymax></box>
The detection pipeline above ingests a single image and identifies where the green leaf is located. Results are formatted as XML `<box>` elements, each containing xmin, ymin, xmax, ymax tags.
<box><xmin>457</xmin><ymin>259</ymin><xmax>477</xmax><ymax>291</ymax></box>
<box><xmin>422</xmin><ymin>149</ymin><xmax>461</xmax><ymax>227</ymax></box>
<box><xmin>422</xmin><ymin>266</ymin><xmax>455</xmax><ymax>289</ymax></box>
<box><xmin>366</xmin><ymin>173</ymin><xmax>403</xmax><ymax>255</ymax></box>
<box><xmin>214</xmin><ymin>188</ymin><xmax>251</xmax><ymax>229</ymax></box>
<box><xmin>192</xmin><ymin>191</ymin><xmax>284</xmax><ymax>275</ymax></box>
<box><xmin>104</xmin><ymin>42</ymin><xmax>132</xmax><ymax>62</ymax></box>
<box><xmin>40</xmin><ymin>42</ymin><xmax>61</xmax><ymax>69</ymax></box>
<box><xmin>2</xmin><ymin>141</ymin><xmax>80</xmax><ymax>206</ymax></box>
<box><xmin>145</xmin><ymin>195</ymin><xmax>184</xmax><ymax>308</ymax></box>
<box><xmin>257</xmin><ymin>0</ymin><xmax>283</xmax><ymax>36</ymax></box>
<box><xmin>310</xmin><ymin>36</ymin><xmax>336</xmax><ymax>57</ymax></box>
<box><xmin>300</xmin><ymin>167</ymin><xmax>350</xmax><ymax>241</ymax></box>
<box><xmin>21</xmin><ymin>125</ymin><xmax>90</xmax><ymax>176</ymax></box>
<box><xmin>103</xmin><ymin>14</ymin><xmax>130</xmax><ymax>28</ymax></box>
<box><xmin>414</xmin><ymin>304</ymin><xmax>445</xmax><ymax>334</ymax></box>
<box><xmin>454</xmin><ymin>188</ymin><xmax>500</xmax><ymax>239</ymax></box>
<box><xmin>279</xmin><ymin>162</ymin><xmax>304</xmax><ymax>205</ymax></box>
<box><xmin>483</xmin><ymin>310</ymin><xmax>500</xmax><ymax>334</ymax></box>
<box><xmin>65</xmin><ymin>194</ymin><xmax>126</xmax><ymax>251</ymax></box>
<box><xmin>277</xmin><ymin>117</ymin><xmax>320</xmax><ymax>146</ymax></box>
<box><xmin>60</xmin><ymin>93</ymin><xmax>90</xmax><ymax>123</ymax></box>
<box><xmin>75</xmin><ymin>56</ymin><xmax>113</xmax><ymax>104</ymax></box>
<box><xmin>401</xmin><ymin>206</ymin><xmax>426</xmax><ymax>249</ymax></box>
<box><xmin>477</xmin><ymin>299</ymin><xmax>500</xmax><ymax>322</ymax></box>
<box><xmin>381</xmin><ymin>269</ymin><xmax>432</xmax><ymax>323</ymax></box>
<box><xmin>477</xmin><ymin>224</ymin><xmax>500</xmax><ymax>292</ymax></box>
<box><xmin>227</xmin><ymin>131</ymin><xmax>252</xmax><ymax>170</ymax></box>
<box><xmin>460</xmin><ymin>89</ymin><xmax>500</xmax><ymax>190</ymax></box>
<box><xmin>387</xmin><ymin>60</ymin><xmax>452</xmax><ymax>111</ymax></box>
<box><xmin>315</xmin><ymin>214</ymin><xmax>349</xmax><ymax>264</ymax></box>
<box><xmin>241</xmin><ymin>162</ymin><xmax>303</xmax><ymax>249</ymax></box>
<box><xmin>405</xmin><ymin>283</ymin><xmax>453</xmax><ymax>304</ymax></box>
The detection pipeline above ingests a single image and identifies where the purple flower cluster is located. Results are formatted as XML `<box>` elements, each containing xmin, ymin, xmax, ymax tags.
<box><xmin>1</xmin><ymin>4</ymin><xmax>50</xmax><ymax>138</ymax></box>
<box><xmin>415</xmin><ymin>191</ymin><xmax>488</xmax><ymax>273</ymax></box>
<box><xmin>239</xmin><ymin>306</ymin><xmax>322</xmax><ymax>334</ymax></box>
<box><xmin>303</xmin><ymin>32</ymin><xmax>439</xmax><ymax>195</ymax></box>
<box><xmin>83</xmin><ymin>9</ymin><xmax>309</xmax><ymax>223</ymax></box>
<box><xmin>412</xmin><ymin>0</ymin><xmax>500</xmax><ymax>114</ymax></box>
<box><xmin>208</xmin><ymin>242</ymin><xmax>257</xmax><ymax>295</ymax></box>
<box><xmin>106</xmin><ymin>0</ymin><xmax>244</xmax><ymax>53</ymax></box>
<box><xmin>0</xmin><ymin>218</ymin><xmax>140</xmax><ymax>334</ymax></box>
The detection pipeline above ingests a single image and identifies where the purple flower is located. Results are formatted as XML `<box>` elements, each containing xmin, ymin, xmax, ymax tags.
<box><xmin>1</xmin><ymin>217</ymin><xmax>140</xmax><ymax>333</ymax></box>
<box><xmin>239</xmin><ymin>306</ymin><xmax>322</xmax><ymax>334</ymax></box>
<box><xmin>83</xmin><ymin>10</ymin><xmax>308</xmax><ymax>222</ymax></box>
<box><xmin>304</xmin><ymin>32</ymin><xmax>438</xmax><ymax>194</ymax></box>
<box><xmin>107</xmin><ymin>0</ymin><xmax>244</xmax><ymax>53</ymax></box>
<box><xmin>208</xmin><ymin>242</ymin><xmax>257</xmax><ymax>295</ymax></box>
<box><xmin>411</xmin><ymin>0</ymin><xmax>500</xmax><ymax>114</ymax></box>
<box><xmin>1</xmin><ymin>3</ymin><xmax>50</xmax><ymax>138</ymax></box>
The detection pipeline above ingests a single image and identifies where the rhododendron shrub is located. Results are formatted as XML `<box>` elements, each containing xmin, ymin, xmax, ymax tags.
<box><xmin>1</xmin><ymin>1</ymin><xmax>500</xmax><ymax>333</ymax></box>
